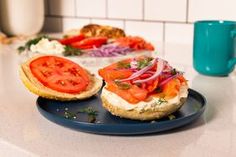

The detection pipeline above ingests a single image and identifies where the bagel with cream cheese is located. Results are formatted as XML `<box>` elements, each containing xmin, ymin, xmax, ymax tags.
<box><xmin>99</xmin><ymin>56</ymin><xmax>188</xmax><ymax>121</ymax></box>
<box><xmin>20</xmin><ymin>55</ymin><xmax>102</xmax><ymax>101</ymax></box>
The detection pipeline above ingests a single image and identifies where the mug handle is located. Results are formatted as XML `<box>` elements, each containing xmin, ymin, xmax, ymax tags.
<box><xmin>229</xmin><ymin>30</ymin><xmax>236</xmax><ymax>69</ymax></box>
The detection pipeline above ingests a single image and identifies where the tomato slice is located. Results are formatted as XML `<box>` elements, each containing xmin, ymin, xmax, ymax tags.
<box><xmin>59</xmin><ymin>34</ymin><xmax>85</xmax><ymax>45</ymax></box>
<box><xmin>30</xmin><ymin>56</ymin><xmax>89</xmax><ymax>94</ymax></box>
<box><xmin>116</xmin><ymin>36</ymin><xmax>155</xmax><ymax>51</ymax></box>
<box><xmin>71</xmin><ymin>37</ymin><xmax>107</xmax><ymax>49</ymax></box>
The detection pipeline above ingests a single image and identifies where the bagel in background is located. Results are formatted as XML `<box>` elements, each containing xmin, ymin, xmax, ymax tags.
<box><xmin>64</xmin><ymin>24</ymin><xmax>126</xmax><ymax>39</ymax></box>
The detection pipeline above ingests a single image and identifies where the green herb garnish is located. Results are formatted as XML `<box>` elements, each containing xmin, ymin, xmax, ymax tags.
<box><xmin>155</xmin><ymin>87</ymin><xmax>162</xmax><ymax>93</ymax></box>
<box><xmin>17</xmin><ymin>35</ymin><xmax>49</xmax><ymax>53</ymax></box>
<box><xmin>64</xmin><ymin>111</ymin><xmax>77</xmax><ymax>120</ymax></box>
<box><xmin>114</xmin><ymin>80</ymin><xmax>131</xmax><ymax>90</ymax></box>
<box><xmin>117</xmin><ymin>61</ymin><xmax>131</xmax><ymax>69</ymax></box>
<box><xmin>63</xmin><ymin>107</ymin><xmax>98</xmax><ymax>123</ymax></box>
<box><xmin>193</xmin><ymin>104</ymin><xmax>201</xmax><ymax>112</ymax></box>
<box><xmin>77</xmin><ymin>107</ymin><xmax>98</xmax><ymax>116</ymax></box>
<box><xmin>168</xmin><ymin>114</ymin><xmax>176</xmax><ymax>120</ymax></box>
<box><xmin>171</xmin><ymin>68</ymin><xmax>177</xmax><ymax>75</ymax></box>
<box><xmin>77</xmin><ymin>107</ymin><xmax>98</xmax><ymax>123</ymax></box>
<box><xmin>63</xmin><ymin>45</ymin><xmax>83</xmax><ymax>56</ymax></box>
<box><xmin>137</xmin><ymin>57</ymin><xmax>153</xmax><ymax>69</ymax></box>
<box><xmin>156</xmin><ymin>98</ymin><xmax>167</xmax><ymax>105</ymax></box>
<box><xmin>17</xmin><ymin>46</ymin><xmax>26</xmax><ymax>53</ymax></box>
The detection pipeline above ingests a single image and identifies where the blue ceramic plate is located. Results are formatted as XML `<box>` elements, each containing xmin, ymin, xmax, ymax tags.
<box><xmin>36</xmin><ymin>89</ymin><xmax>206</xmax><ymax>135</ymax></box>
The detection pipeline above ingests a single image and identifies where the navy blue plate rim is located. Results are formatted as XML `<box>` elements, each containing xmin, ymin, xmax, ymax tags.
<box><xmin>36</xmin><ymin>88</ymin><xmax>206</xmax><ymax>135</ymax></box>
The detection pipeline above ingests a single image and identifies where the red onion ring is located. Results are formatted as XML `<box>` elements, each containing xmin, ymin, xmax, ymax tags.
<box><xmin>133</xmin><ymin>59</ymin><xmax>165</xmax><ymax>84</ymax></box>
<box><xmin>118</xmin><ymin>58</ymin><xmax>157</xmax><ymax>82</ymax></box>
<box><xmin>158</xmin><ymin>74</ymin><xmax>178</xmax><ymax>87</ymax></box>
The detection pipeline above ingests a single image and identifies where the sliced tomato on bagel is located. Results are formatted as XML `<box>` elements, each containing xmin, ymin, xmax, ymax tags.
<box><xmin>29</xmin><ymin>56</ymin><xmax>89</xmax><ymax>94</ymax></box>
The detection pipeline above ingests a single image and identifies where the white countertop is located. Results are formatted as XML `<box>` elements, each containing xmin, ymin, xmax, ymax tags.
<box><xmin>0</xmin><ymin>42</ymin><xmax>236</xmax><ymax>157</ymax></box>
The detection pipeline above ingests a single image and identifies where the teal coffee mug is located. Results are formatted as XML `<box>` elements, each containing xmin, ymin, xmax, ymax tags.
<box><xmin>193</xmin><ymin>20</ymin><xmax>236</xmax><ymax>76</ymax></box>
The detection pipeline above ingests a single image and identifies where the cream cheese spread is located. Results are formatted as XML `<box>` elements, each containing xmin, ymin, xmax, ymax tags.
<box><xmin>30</xmin><ymin>38</ymin><xmax>65</xmax><ymax>54</ymax></box>
<box><xmin>102</xmin><ymin>85</ymin><xmax>188</xmax><ymax>113</ymax></box>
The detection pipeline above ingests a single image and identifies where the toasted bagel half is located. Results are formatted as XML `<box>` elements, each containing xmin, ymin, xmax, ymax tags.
<box><xmin>98</xmin><ymin>56</ymin><xmax>189</xmax><ymax>121</ymax></box>
<box><xmin>20</xmin><ymin>55</ymin><xmax>102</xmax><ymax>101</ymax></box>
<box><xmin>101</xmin><ymin>87</ymin><xmax>187</xmax><ymax>121</ymax></box>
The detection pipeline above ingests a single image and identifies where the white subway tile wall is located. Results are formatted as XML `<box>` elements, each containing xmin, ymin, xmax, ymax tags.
<box><xmin>125</xmin><ymin>21</ymin><xmax>163</xmax><ymax>53</ymax></box>
<box><xmin>144</xmin><ymin>0</ymin><xmax>187</xmax><ymax>22</ymax></box>
<box><xmin>165</xmin><ymin>23</ymin><xmax>193</xmax><ymax>44</ymax></box>
<box><xmin>108</xmin><ymin>0</ymin><xmax>143</xmax><ymax>20</ymax></box>
<box><xmin>76</xmin><ymin>0</ymin><xmax>106</xmax><ymax>18</ymax></box>
<box><xmin>44</xmin><ymin>0</ymin><xmax>236</xmax><ymax>45</ymax></box>
<box><xmin>189</xmin><ymin>0</ymin><xmax>236</xmax><ymax>22</ymax></box>
<box><xmin>125</xmin><ymin>21</ymin><xmax>163</xmax><ymax>42</ymax></box>
<box><xmin>62</xmin><ymin>18</ymin><xmax>90</xmax><ymax>31</ymax></box>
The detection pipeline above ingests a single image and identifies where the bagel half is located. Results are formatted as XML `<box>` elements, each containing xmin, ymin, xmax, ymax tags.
<box><xmin>98</xmin><ymin>56</ymin><xmax>189</xmax><ymax>121</ymax></box>
<box><xmin>20</xmin><ymin>55</ymin><xmax>103</xmax><ymax>101</ymax></box>
<box><xmin>101</xmin><ymin>88</ymin><xmax>187</xmax><ymax>121</ymax></box>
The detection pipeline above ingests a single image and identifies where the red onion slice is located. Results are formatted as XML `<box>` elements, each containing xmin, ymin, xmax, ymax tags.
<box><xmin>89</xmin><ymin>44</ymin><xmax>133</xmax><ymax>57</ymax></box>
<box><xmin>118</xmin><ymin>58</ymin><xmax>157</xmax><ymax>82</ymax></box>
<box><xmin>130</xmin><ymin>58</ymin><xmax>138</xmax><ymax>69</ymax></box>
<box><xmin>158</xmin><ymin>74</ymin><xmax>178</xmax><ymax>87</ymax></box>
<box><xmin>133</xmin><ymin>58</ymin><xmax>165</xmax><ymax>84</ymax></box>
<box><xmin>158</xmin><ymin>71</ymin><xmax>184</xmax><ymax>87</ymax></box>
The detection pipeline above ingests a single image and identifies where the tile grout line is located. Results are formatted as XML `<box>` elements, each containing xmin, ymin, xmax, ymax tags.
<box><xmin>186</xmin><ymin>0</ymin><xmax>189</xmax><ymax>23</ymax></box>
<box><xmin>46</xmin><ymin>15</ymin><xmax>193</xmax><ymax>24</ymax></box>
<box><xmin>142</xmin><ymin>0</ymin><xmax>145</xmax><ymax>20</ymax></box>
<box><xmin>123</xmin><ymin>19</ymin><xmax>126</xmax><ymax>31</ymax></box>
<box><xmin>163</xmin><ymin>22</ymin><xmax>165</xmax><ymax>43</ymax></box>
<box><xmin>74</xmin><ymin>0</ymin><xmax>77</xmax><ymax>18</ymax></box>
<box><xmin>162</xmin><ymin>22</ymin><xmax>166</xmax><ymax>57</ymax></box>
<box><xmin>122</xmin><ymin>20</ymin><xmax>125</xmax><ymax>30</ymax></box>
<box><xmin>105</xmin><ymin>0</ymin><xmax>108</xmax><ymax>18</ymax></box>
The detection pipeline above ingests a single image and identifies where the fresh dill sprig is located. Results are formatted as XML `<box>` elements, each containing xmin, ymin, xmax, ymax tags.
<box><xmin>17</xmin><ymin>35</ymin><xmax>49</xmax><ymax>53</ymax></box>
<box><xmin>156</xmin><ymin>98</ymin><xmax>167</xmax><ymax>105</ymax></box>
<box><xmin>137</xmin><ymin>57</ymin><xmax>153</xmax><ymax>69</ymax></box>
<box><xmin>63</xmin><ymin>107</ymin><xmax>98</xmax><ymax>123</ymax></box>
<box><xmin>64</xmin><ymin>111</ymin><xmax>77</xmax><ymax>120</ymax></box>
<box><xmin>77</xmin><ymin>107</ymin><xmax>98</xmax><ymax>123</ymax></box>
<box><xmin>114</xmin><ymin>80</ymin><xmax>131</xmax><ymax>90</ymax></box>
<box><xmin>117</xmin><ymin>61</ymin><xmax>131</xmax><ymax>69</ymax></box>
<box><xmin>168</xmin><ymin>114</ymin><xmax>176</xmax><ymax>120</ymax></box>
<box><xmin>63</xmin><ymin>45</ymin><xmax>83</xmax><ymax>56</ymax></box>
